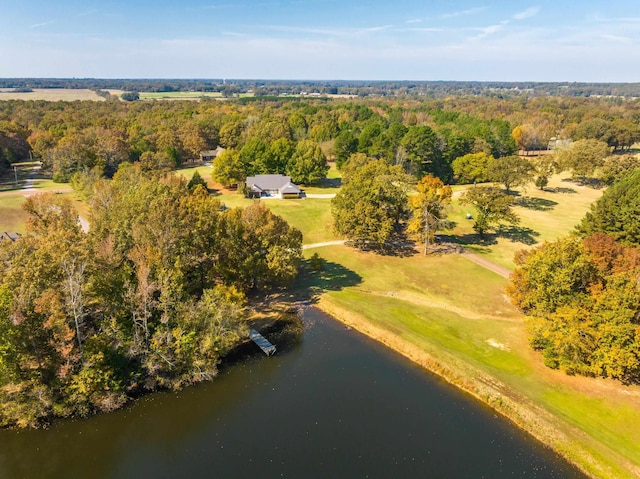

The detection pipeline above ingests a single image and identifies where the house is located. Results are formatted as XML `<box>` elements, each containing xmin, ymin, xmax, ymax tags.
<box><xmin>245</xmin><ymin>175</ymin><xmax>302</xmax><ymax>199</ymax></box>
<box><xmin>199</xmin><ymin>146</ymin><xmax>225</xmax><ymax>163</ymax></box>
<box><xmin>0</xmin><ymin>232</ymin><xmax>21</xmax><ymax>242</ymax></box>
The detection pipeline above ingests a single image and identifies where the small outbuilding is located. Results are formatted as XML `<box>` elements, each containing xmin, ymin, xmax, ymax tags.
<box><xmin>199</xmin><ymin>146</ymin><xmax>225</xmax><ymax>163</ymax></box>
<box><xmin>245</xmin><ymin>175</ymin><xmax>302</xmax><ymax>199</ymax></box>
<box><xmin>0</xmin><ymin>232</ymin><xmax>21</xmax><ymax>242</ymax></box>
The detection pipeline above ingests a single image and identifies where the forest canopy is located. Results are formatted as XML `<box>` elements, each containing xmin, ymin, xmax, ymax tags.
<box><xmin>0</xmin><ymin>166</ymin><xmax>302</xmax><ymax>427</ymax></box>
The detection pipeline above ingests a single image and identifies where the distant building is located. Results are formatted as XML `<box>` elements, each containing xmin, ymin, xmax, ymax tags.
<box><xmin>199</xmin><ymin>146</ymin><xmax>225</xmax><ymax>163</ymax></box>
<box><xmin>0</xmin><ymin>232</ymin><xmax>21</xmax><ymax>242</ymax></box>
<box><xmin>245</xmin><ymin>175</ymin><xmax>302</xmax><ymax>199</ymax></box>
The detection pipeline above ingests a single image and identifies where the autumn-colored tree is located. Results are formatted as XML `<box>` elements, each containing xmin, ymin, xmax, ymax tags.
<box><xmin>508</xmin><ymin>234</ymin><xmax>640</xmax><ymax>382</ymax></box>
<box><xmin>407</xmin><ymin>175</ymin><xmax>452</xmax><ymax>254</ymax></box>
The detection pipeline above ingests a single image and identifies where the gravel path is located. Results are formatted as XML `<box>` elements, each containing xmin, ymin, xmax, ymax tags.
<box><xmin>302</xmin><ymin>240</ymin><xmax>346</xmax><ymax>250</ymax></box>
<box><xmin>461</xmin><ymin>250</ymin><xmax>512</xmax><ymax>278</ymax></box>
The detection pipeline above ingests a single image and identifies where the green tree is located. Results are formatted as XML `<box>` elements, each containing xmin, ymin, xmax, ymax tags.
<box><xmin>577</xmin><ymin>167</ymin><xmax>640</xmax><ymax>246</ymax></box>
<box><xmin>217</xmin><ymin>203</ymin><xmax>303</xmax><ymax>290</ymax></box>
<box><xmin>268</xmin><ymin>138</ymin><xmax>295</xmax><ymax>175</ymax></box>
<box><xmin>286</xmin><ymin>140</ymin><xmax>328</xmax><ymax>185</ymax></box>
<box><xmin>240</xmin><ymin>138</ymin><xmax>270</xmax><ymax>175</ymax></box>
<box><xmin>452</xmin><ymin>152</ymin><xmax>493</xmax><ymax>184</ymax></box>
<box><xmin>332</xmin><ymin>160</ymin><xmax>411</xmax><ymax>249</ymax></box>
<box><xmin>555</xmin><ymin>139</ymin><xmax>610</xmax><ymax>180</ymax></box>
<box><xmin>334</xmin><ymin>130</ymin><xmax>358</xmax><ymax>168</ymax></box>
<box><xmin>598</xmin><ymin>154</ymin><xmax>640</xmax><ymax>185</ymax></box>
<box><xmin>487</xmin><ymin>155</ymin><xmax>534</xmax><ymax>193</ymax></box>
<box><xmin>407</xmin><ymin>175</ymin><xmax>453</xmax><ymax>254</ymax></box>
<box><xmin>400</xmin><ymin>125</ymin><xmax>445</xmax><ymax>179</ymax></box>
<box><xmin>460</xmin><ymin>186</ymin><xmax>519</xmax><ymax>236</ymax></box>
<box><xmin>187</xmin><ymin>170</ymin><xmax>208</xmax><ymax>191</ymax></box>
<box><xmin>532</xmin><ymin>155</ymin><xmax>558</xmax><ymax>191</ymax></box>
<box><xmin>218</xmin><ymin>120</ymin><xmax>244</xmax><ymax>149</ymax></box>
<box><xmin>212</xmin><ymin>149</ymin><xmax>245</xmax><ymax>187</ymax></box>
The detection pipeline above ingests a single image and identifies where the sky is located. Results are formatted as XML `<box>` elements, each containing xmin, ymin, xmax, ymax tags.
<box><xmin>0</xmin><ymin>0</ymin><xmax>639</xmax><ymax>81</ymax></box>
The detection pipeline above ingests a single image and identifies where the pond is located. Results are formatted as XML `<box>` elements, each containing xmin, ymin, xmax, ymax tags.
<box><xmin>0</xmin><ymin>307</ymin><xmax>584</xmax><ymax>478</ymax></box>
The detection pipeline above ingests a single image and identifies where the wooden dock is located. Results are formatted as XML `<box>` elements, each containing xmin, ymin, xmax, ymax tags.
<box><xmin>249</xmin><ymin>329</ymin><xmax>276</xmax><ymax>356</ymax></box>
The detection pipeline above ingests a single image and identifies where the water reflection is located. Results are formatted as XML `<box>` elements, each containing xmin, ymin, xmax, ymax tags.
<box><xmin>0</xmin><ymin>307</ymin><xmax>583</xmax><ymax>479</ymax></box>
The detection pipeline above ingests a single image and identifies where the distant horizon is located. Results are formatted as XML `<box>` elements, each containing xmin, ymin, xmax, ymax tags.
<box><xmin>1</xmin><ymin>0</ymin><xmax>638</xmax><ymax>82</ymax></box>
<box><xmin>1</xmin><ymin>78</ymin><xmax>639</xmax><ymax>84</ymax></box>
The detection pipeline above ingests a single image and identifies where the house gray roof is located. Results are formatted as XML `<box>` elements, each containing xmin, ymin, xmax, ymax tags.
<box><xmin>246</xmin><ymin>174</ymin><xmax>300</xmax><ymax>193</ymax></box>
<box><xmin>200</xmin><ymin>146</ymin><xmax>225</xmax><ymax>158</ymax></box>
<box><xmin>0</xmin><ymin>232</ymin><xmax>21</xmax><ymax>242</ymax></box>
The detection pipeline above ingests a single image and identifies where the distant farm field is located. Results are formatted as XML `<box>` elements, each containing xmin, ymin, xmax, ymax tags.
<box><xmin>0</xmin><ymin>89</ymin><xmax>107</xmax><ymax>101</ymax></box>
<box><xmin>139</xmin><ymin>91</ymin><xmax>224</xmax><ymax>100</ymax></box>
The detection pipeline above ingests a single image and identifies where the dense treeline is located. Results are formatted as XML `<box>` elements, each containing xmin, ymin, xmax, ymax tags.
<box><xmin>509</xmin><ymin>167</ymin><xmax>640</xmax><ymax>383</ymax></box>
<box><xmin>0</xmin><ymin>166</ymin><xmax>302</xmax><ymax>427</ymax></box>
<box><xmin>2</xmin><ymin>94</ymin><xmax>639</xmax><ymax>185</ymax></box>
<box><xmin>3</xmin><ymin>78</ymin><xmax>640</xmax><ymax>98</ymax></box>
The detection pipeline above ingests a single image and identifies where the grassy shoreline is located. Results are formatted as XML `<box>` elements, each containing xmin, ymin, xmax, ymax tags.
<box><xmin>313</xmin><ymin>297</ymin><xmax>633</xmax><ymax>479</ymax></box>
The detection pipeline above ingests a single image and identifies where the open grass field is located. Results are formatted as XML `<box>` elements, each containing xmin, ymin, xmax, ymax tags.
<box><xmin>445</xmin><ymin>175</ymin><xmax>603</xmax><ymax>269</ymax></box>
<box><xmin>0</xmin><ymin>89</ymin><xmax>107</xmax><ymax>101</ymax></box>
<box><xmin>0</xmin><ymin>195</ymin><xmax>29</xmax><ymax>234</ymax></box>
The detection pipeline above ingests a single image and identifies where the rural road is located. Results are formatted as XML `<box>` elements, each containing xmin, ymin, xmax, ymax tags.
<box><xmin>461</xmin><ymin>250</ymin><xmax>512</xmax><ymax>278</ymax></box>
<box><xmin>0</xmin><ymin>162</ymin><xmax>72</xmax><ymax>198</ymax></box>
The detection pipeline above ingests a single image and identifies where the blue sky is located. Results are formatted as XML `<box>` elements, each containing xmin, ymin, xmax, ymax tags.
<box><xmin>1</xmin><ymin>1</ymin><xmax>639</xmax><ymax>81</ymax></box>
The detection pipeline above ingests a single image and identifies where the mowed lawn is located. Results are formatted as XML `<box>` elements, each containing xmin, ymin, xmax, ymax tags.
<box><xmin>179</xmin><ymin>165</ymin><xmax>340</xmax><ymax>245</ymax></box>
<box><xmin>0</xmin><ymin>195</ymin><xmax>29</xmax><ymax>233</ymax></box>
<box><xmin>306</xmin><ymin>245</ymin><xmax>640</xmax><ymax>479</ymax></box>
<box><xmin>446</xmin><ymin>174</ymin><xmax>604</xmax><ymax>269</ymax></box>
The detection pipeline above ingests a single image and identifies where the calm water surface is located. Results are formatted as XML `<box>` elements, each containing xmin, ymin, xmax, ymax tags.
<box><xmin>0</xmin><ymin>308</ymin><xmax>584</xmax><ymax>479</ymax></box>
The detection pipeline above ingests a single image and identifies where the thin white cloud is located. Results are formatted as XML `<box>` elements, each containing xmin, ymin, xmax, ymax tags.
<box><xmin>400</xmin><ymin>27</ymin><xmax>443</xmax><ymax>33</ymax></box>
<box><xmin>600</xmin><ymin>34</ymin><xmax>633</xmax><ymax>43</ymax></box>
<box><xmin>591</xmin><ymin>14</ymin><xmax>640</xmax><ymax>23</ymax></box>
<box><xmin>29</xmin><ymin>21</ymin><xmax>55</xmax><ymax>29</ymax></box>
<box><xmin>441</xmin><ymin>7</ymin><xmax>487</xmax><ymax>19</ymax></box>
<box><xmin>222</xmin><ymin>31</ymin><xmax>248</xmax><ymax>37</ymax></box>
<box><xmin>76</xmin><ymin>9</ymin><xmax>98</xmax><ymax>17</ymax></box>
<box><xmin>406</xmin><ymin>18</ymin><xmax>422</xmax><ymax>24</ymax></box>
<box><xmin>513</xmin><ymin>6</ymin><xmax>540</xmax><ymax>21</ymax></box>
<box><xmin>255</xmin><ymin>24</ymin><xmax>394</xmax><ymax>37</ymax></box>
<box><xmin>473</xmin><ymin>23</ymin><xmax>506</xmax><ymax>40</ymax></box>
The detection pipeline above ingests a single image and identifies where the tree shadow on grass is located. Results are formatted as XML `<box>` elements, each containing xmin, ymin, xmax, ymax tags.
<box><xmin>285</xmin><ymin>259</ymin><xmax>363</xmax><ymax>305</ymax></box>
<box><xmin>547</xmin><ymin>186</ymin><xmax>577</xmax><ymax>194</ymax></box>
<box><xmin>440</xmin><ymin>233</ymin><xmax>496</xmax><ymax>253</ymax></box>
<box><xmin>515</xmin><ymin>196</ymin><xmax>558</xmax><ymax>211</ymax></box>
<box><xmin>318</xmin><ymin>177</ymin><xmax>342</xmax><ymax>188</ymax></box>
<box><xmin>496</xmin><ymin>224</ymin><xmax>540</xmax><ymax>245</ymax></box>
<box><xmin>561</xmin><ymin>177</ymin><xmax>604</xmax><ymax>189</ymax></box>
